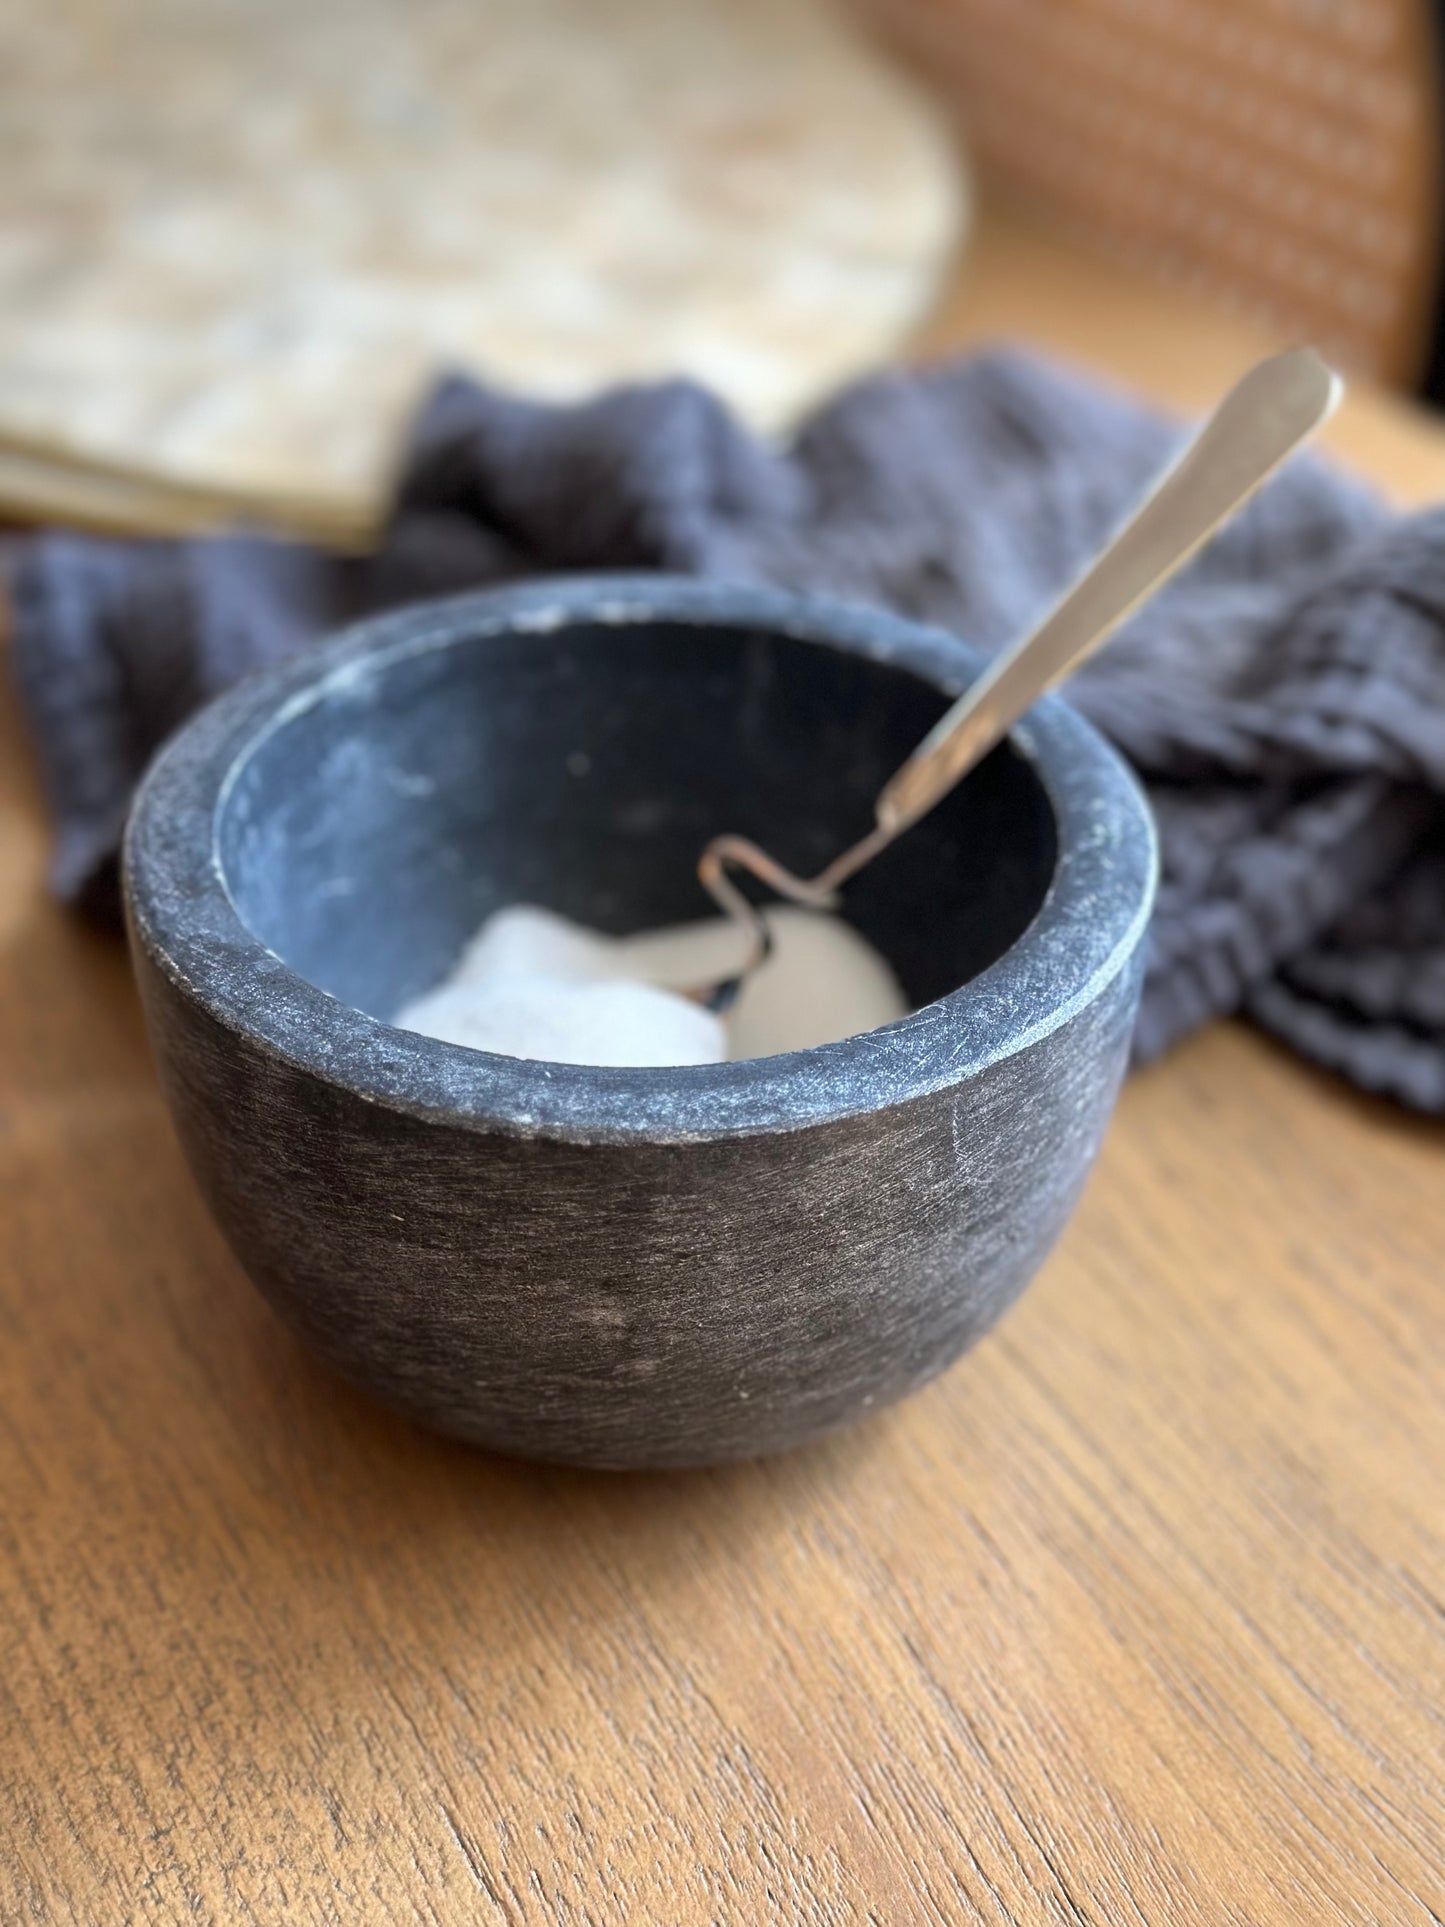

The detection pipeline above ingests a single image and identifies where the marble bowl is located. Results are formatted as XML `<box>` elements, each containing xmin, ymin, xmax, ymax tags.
<box><xmin>124</xmin><ymin>577</ymin><xmax>1156</xmax><ymax>1467</ymax></box>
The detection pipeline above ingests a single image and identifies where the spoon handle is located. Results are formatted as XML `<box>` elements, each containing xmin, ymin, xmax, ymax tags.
<box><xmin>873</xmin><ymin>347</ymin><xmax>1341</xmax><ymax>838</ymax></box>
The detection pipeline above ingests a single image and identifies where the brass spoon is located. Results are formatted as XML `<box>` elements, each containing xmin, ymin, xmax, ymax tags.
<box><xmin>697</xmin><ymin>346</ymin><xmax>1342</xmax><ymax>1012</ymax></box>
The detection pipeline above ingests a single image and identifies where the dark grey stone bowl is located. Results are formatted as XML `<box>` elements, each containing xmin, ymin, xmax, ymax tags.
<box><xmin>124</xmin><ymin>576</ymin><xmax>1156</xmax><ymax>1468</ymax></box>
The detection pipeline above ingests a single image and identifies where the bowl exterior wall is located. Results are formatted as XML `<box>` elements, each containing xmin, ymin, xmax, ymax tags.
<box><xmin>131</xmin><ymin>936</ymin><xmax>1141</xmax><ymax>1467</ymax></box>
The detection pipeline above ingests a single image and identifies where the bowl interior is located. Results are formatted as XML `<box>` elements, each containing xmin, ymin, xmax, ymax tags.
<box><xmin>217</xmin><ymin>618</ymin><xmax>1059</xmax><ymax>1025</ymax></box>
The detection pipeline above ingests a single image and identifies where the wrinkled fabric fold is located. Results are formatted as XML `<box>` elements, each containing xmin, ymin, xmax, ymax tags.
<box><xmin>10</xmin><ymin>349</ymin><xmax>1445</xmax><ymax>1107</ymax></box>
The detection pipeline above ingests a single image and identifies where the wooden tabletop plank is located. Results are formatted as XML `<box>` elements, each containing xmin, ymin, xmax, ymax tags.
<box><xmin>2</xmin><ymin>194</ymin><xmax>1442</xmax><ymax>1925</ymax></box>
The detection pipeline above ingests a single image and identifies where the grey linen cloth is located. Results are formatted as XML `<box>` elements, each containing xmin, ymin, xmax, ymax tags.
<box><xmin>11</xmin><ymin>349</ymin><xmax>1445</xmax><ymax>1109</ymax></box>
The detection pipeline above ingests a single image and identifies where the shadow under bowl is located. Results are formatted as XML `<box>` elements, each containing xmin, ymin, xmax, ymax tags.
<box><xmin>124</xmin><ymin>576</ymin><xmax>1156</xmax><ymax>1467</ymax></box>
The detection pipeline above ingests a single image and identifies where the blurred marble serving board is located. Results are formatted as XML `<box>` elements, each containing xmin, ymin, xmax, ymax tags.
<box><xmin>0</xmin><ymin>0</ymin><xmax>964</xmax><ymax>544</ymax></box>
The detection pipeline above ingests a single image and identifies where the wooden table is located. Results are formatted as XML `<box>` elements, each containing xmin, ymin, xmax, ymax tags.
<box><xmin>3</xmin><ymin>194</ymin><xmax>1442</xmax><ymax>1925</ymax></box>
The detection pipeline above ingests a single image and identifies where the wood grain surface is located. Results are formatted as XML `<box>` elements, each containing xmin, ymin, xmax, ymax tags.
<box><xmin>2</xmin><ymin>194</ymin><xmax>1443</xmax><ymax>1924</ymax></box>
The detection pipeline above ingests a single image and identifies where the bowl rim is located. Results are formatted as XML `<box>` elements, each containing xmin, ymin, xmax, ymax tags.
<box><xmin>124</xmin><ymin>574</ymin><xmax>1157</xmax><ymax>1145</ymax></box>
